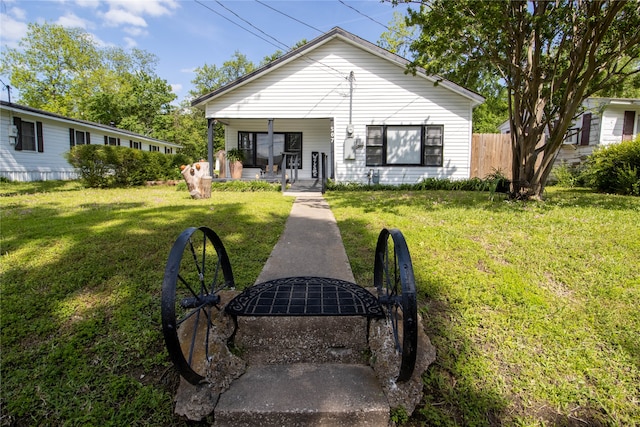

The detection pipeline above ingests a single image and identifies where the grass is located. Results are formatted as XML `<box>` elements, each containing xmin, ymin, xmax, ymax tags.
<box><xmin>1</xmin><ymin>182</ymin><xmax>638</xmax><ymax>426</ymax></box>
<box><xmin>1</xmin><ymin>183</ymin><xmax>293</xmax><ymax>426</ymax></box>
<box><xmin>325</xmin><ymin>188</ymin><xmax>640</xmax><ymax>426</ymax></box>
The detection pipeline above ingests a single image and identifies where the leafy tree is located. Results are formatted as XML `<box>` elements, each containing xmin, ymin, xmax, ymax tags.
<box><xmin>190</xmin><ymin>51</ymin><xmax>256</xmax><ymax>98</ymax></box>
<box><xmin>1</xmin><ymin>23</ymin><xmax>100</xmax><ymax>116</ymax></box>
<box><xmin>1</xmin><ymin>22</ymin><xmax>177</xmax><ymax>140</ymax></box>
<box><xmin>379</xmin><ymin>10</ymin><xmax>507</xmax><ymax>132</ymax></box>
<box><xmin>407</xmin><ymin>0</ymin><xmax>640</xmax><ymax>199</ymax></box>
<box><xmin>259</xmin><ymin>40</ymin><xmax>308</xmax><ymax>66</ymax></box>
<box><xmin>378</xmin><ymin>11</ymin><xmax>416</xmax><ymax>59</ymax></box>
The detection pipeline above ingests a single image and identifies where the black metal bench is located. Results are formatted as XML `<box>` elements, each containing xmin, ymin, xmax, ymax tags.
<box><xmin>161</xmin><ymin>226</ymin><xmax>417</xmax><ymax>386</ymax></box>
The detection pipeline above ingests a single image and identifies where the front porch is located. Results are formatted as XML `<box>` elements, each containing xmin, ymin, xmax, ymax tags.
<box><xmin>210</xmin><ymin>118</ymin><xmax>335</xmax><ymax>182</ymax></box>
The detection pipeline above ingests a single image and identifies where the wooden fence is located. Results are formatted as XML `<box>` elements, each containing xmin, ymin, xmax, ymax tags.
<box><xmin>470</xmin><ymin>133</ymin><xmax>512</xmax><ymax>179</ymax></box>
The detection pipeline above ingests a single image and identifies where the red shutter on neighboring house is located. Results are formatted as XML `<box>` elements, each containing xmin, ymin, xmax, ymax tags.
<box><xmin>14</xmin><ymin>117</ymin><xmax>23</xmax><ymax>151</ymax></box>
<box><xmin>622</xmin><ymin>111</ymin><xmax>635</xmax><ymax>141</ymax></box>
<box><xmin>37</xmin><ymin>121</ymin><xmax>44</xmax><ymax>152</ymax></box>
<box><xmin>580</xmin><ymin>113</ymin><xmax>591</xmax><ymax>146</ymax></box>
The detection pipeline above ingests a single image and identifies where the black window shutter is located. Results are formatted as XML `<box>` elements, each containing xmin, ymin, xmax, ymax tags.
<box><xmin>104</xmin><ymin>136</ymin><xmax>108</xmax><ymax>145</ymax></box>
<box><xmin>14</xmin><ymin>117</ymin><xmax>23</xmax><ymax>151</ymax></box>
<box><xmin>117</xmin><ymin>138</ymin><xmax>121</xmax><ymax>146</ymax></box>
<box><xmin>69</xmin><ymin>128</ymin><xmax>75</xmax><ymax>148</ymax></box>
<box><xmin>622</xmin><ymin>111</ymin><xmax>635</xmax><ymax>141</ymax></box>
<box><xmin>580</xmin><ymin>113</ymin><xmax>591</xmax><ymax>146</ymax></box>
<box><xmin>86</xmin><ymin>132</ymin><xmax>91</xmax><ymax>144</ymax></box>
<box><xmin>37</xmin><ymin>121</ymin><xmax>44</xmax><ymax>152</ymax></box>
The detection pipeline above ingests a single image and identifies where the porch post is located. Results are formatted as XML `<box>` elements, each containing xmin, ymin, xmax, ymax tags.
<box><xmin>268</xmin><ymin>119</ymin><xmax>274</xmax><ymax>177</ymax></box>
<box><xmin>207</xmin><ymin>118</ymin><xmax>215</xmax><ymax>177</ymax></box>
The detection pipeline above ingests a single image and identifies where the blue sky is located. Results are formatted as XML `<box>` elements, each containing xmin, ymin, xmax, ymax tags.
<box><xmin>0</xmin><ymin>0</ymin><xmax>415</xmax><ymax>104</ymax></box>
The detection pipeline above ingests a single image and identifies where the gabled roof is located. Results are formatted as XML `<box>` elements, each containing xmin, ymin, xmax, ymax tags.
<box><xmin>1</xmin><ymin>100</ymin><xmax>181</xmax><ymax>147</ymax></box>
<box><xmin>191</xmin><ymin>27</ymin><xmax>484</xmax><ymax>108</ymax></box>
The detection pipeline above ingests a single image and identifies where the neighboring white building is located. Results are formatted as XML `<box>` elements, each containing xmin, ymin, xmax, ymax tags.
<box><xmin>1</xmin><ymin>101</ymin><xmax>181</xmax><ymax>182</ymax></box>
<box><xmin>192</xmin><ymin>27</ymin><xmax>484</xmax><ymax>185</ymax></box>
<box><xmin>499</xmin><ymin>97</ymin><xmax>640</xmax><ymax>166</ymax></box>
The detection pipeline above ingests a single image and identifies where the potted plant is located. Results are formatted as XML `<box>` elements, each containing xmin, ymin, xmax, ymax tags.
<box><xmin>226</xmin><ymin>148</ymin><xmax>245</xmax><ymax>179</ymax></box>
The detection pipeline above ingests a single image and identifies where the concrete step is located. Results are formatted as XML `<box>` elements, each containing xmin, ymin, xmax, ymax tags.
<box><xmin>286</xmin><ymin>179</ymin><xmax>323</xmax><ymax>193</ymax></box>
<box><xmin>213</xmin><ymin>363</ymin><xmax>389</xmax><ymax>427</ymax></box>
<box><xmin>232</xmin><ymin>316</ymin><xmax>371</xmax><ymax>365</ymax></box>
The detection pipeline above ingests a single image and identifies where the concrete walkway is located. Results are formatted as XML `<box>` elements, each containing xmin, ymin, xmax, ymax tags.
<box><xmin>254</xmin><ymin>193</ymin><xmax>355</xmax><ymax>284</ymax></box>
<box><xmin>214</xmin><ymin>193</ymin><xmax>391</xmax><ymax>426</ymax></box>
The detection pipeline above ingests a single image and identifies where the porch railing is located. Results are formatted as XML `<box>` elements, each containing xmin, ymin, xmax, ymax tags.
<box><xmin>280</xmin><ymin>152</ymin><xmax>327</xmax><ymax>194</ymax></box>
<box><xmin>281</xmin><ymin>152</ymin><xmax>299</xmax><ymax>192</ymax></box>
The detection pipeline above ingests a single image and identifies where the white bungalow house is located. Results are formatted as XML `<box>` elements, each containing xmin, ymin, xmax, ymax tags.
<box><xmin>1</xmin><ymin>100</ymin><xmax>181</xmax><ymax>182</ymax></box>
<box><xmin>557</xmin><ymin>97</ymin><xmax>640</xmax><ymax>165</ymax></box>
<box><xmin>192</xmin><ymin>27</ymin><xmax>484</xmax><ymax>185</ymax></box>
<box><xmin>499</xmin><ymin>97</ymin><xmax>640</xmax><ymax>166</ymax></box>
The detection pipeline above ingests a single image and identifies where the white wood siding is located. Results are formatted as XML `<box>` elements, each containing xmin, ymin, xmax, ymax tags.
<box><xmin>1</xmin><ymin>110</ymin><xmax>78</xmax><ymax>181</ymax></box>
<box><xmin>206</xmin><ymin>38</ymin><xmax>475</xmax><ymax>183</ymax></box>
<box><xmin>1</xmin><ymin>104</ymin><xmax>179</xmax><ymax>181</ymax></box>
<box><xmin>600</xmin><ymin>105</ymin><xmax>640</xmax><ymax>145</ymax></box>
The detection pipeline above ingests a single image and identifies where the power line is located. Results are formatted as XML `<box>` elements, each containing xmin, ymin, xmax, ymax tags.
<box><xmin>214</xmin><ymin>0</ymin><xmax>289</xmax><ymax>51</ymax></box>
<box><xmin>193</xmin><ymin>0</ymin><xmax>284</xmax><ymax>51</ymax></box>
<box><xmin>337</xmin><ymin>0</ymin><xmax>390</xmax><ymax>31</ymax></box>
<box><xmin>193</xmin><ymin>0</ymin><xmax>349</xmax><ymax>80</ymax></box>
<box><xmin>254</xmin><ymin>0</ymin><xmax>324</xmax><ymax>34</ymax></box>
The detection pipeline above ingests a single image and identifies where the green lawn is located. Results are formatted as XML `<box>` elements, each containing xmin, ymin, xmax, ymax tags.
<box><xmin>326</xmin><ymin>188</ymin><xmax>640</xmax><ymax>426</ymax></box>
<box><xmin>1</xmin><ymin>184</ymin><xmax>293</xmax><ymax>425</ymax></box>
<box><xmin>1</xmin><ymin>184</ymin><xmax>638</xmax><ymax>426</ymax></box>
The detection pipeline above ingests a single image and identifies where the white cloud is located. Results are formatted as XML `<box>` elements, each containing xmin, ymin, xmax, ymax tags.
<box><xmin>102</xmin><ymin>8</ymin><xmax>147</xmax><ymax>27</ymax></box>
<box><xmin>105</xmin><ymin>0</ymin><xmax>179</xmax><ymax>17</ymax></box>
<box><xmin>10</xmin><ymin>7</ymin><xmax>27</xmax><ymax>21</ymax></box>
<box><xmin>170</xmin><ymin>83</ymin><xmax>183</xmax><ymax>94</ymax></box>
<box><xmin>0</xmin><ymin>13</ymin><xmax>29</xmax><ymax>48</ymax></box>
<box><xmin>123</xmin><ymin>36</ymin><xmax>137</xmax><ymax>49</ymax></box>
<box><xmin>87</xmin><ymin>32</ymin><xmax>111</xmax><ymax>48</ymax></box>
<box><xmin>55</xmin><ymin>12</ymin><xmax>90</xmax><ymax>29</ymax></box>
<box><xmin>74</xmin><ymin>0</ymin><xmax>100</xmax><ymax>8</ymax></box>
<box><xmin>180</xmin><ymin>67</ymin><xmax>197</xmax><ymax>74</ymax></box>
<box><xmin>123</xmin><ymin>26</ymin><xmax>147</xmax><ymax>37</ymax></box>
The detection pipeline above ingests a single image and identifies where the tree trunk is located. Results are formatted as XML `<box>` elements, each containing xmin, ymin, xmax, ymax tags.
<box><xmin>181</xmin><ymin>162</ymin><xmax>212</xmax><ymax>199</ymax></box>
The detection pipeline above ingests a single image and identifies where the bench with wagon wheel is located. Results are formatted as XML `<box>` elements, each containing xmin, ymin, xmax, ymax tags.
<box><xmin>160</xmin><ymin>226</ymin><xmax>419</xmax><ymax>388</ymax></box>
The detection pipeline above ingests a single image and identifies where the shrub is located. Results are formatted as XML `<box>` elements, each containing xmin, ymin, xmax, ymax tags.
<box><xmin>210</xmin><ymin>181</ymin><xmax>280</xmax><ymax>192</ymax></box>
<box><xmin>583</xmin><ymin>137</ymin><xmax>640</xmax><ymax>196</ymax></box>
<box><xmin>65</xmin><ymin>145</ymin><xmax>179</xmax><ymax>188</ymax></box>
<box><xmin>326</xmin><ymin>172</ymin><xmax>511</xmax><ymax>195</ymax></box>
<box><xmin>551</xmin><ymin>161</ymin><xmax>586</xmax><ymax>188</ymax></box>
<box><xmin>65</xmin><ymin>145</ymin><xmax>112</xmax><ymax>188</ymax></box>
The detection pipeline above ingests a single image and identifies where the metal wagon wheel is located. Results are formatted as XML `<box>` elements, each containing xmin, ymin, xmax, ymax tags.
<box><xmin>161</xmin><ymin>226</ymin><xmax>235</xmax><ymax>385</ymax></box>
<box><xmin>374</xmin><ymin>228</ymin><xmax>418</xmax><ymax>382</ymax></box>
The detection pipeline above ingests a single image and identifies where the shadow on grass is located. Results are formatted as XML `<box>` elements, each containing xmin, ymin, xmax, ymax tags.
<box><xmin>326</xmin><ymin>210</ymin><xmax>508</xmax><ymax>426</ymax></box>
<box><xmin>1</xmin><ymin>190</ymin><xmax>291</xmax><ymax>425</ymax></box>
<box><xmin>0</xmin><ymin>180</ymin><xmax>83</xmax><ymax>196</ymax></box>
<box><xmin>327</xmin><ymin>189</ymin><xmax>640</xmax><ymax>426</ymax></box>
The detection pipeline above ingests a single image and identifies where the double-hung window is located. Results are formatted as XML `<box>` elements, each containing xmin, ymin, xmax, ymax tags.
<box><xmin>13</xmin><ymin>117</ymin><xmax>44</xmax><ymax>152</ymax></box>
<box><xmin>366</xmin><ymin>125</ymin><xmax>443</xmax><ymax>167</ymax></box>
<box><xmin>104</xmin><ymin>136</ymin><xmax>120</xmax><ymax>146</ymax></box>
<box><xmin>69</xmin><ymin>128</ymin><xmax>91</xmax><ymax>148</ymax></box>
